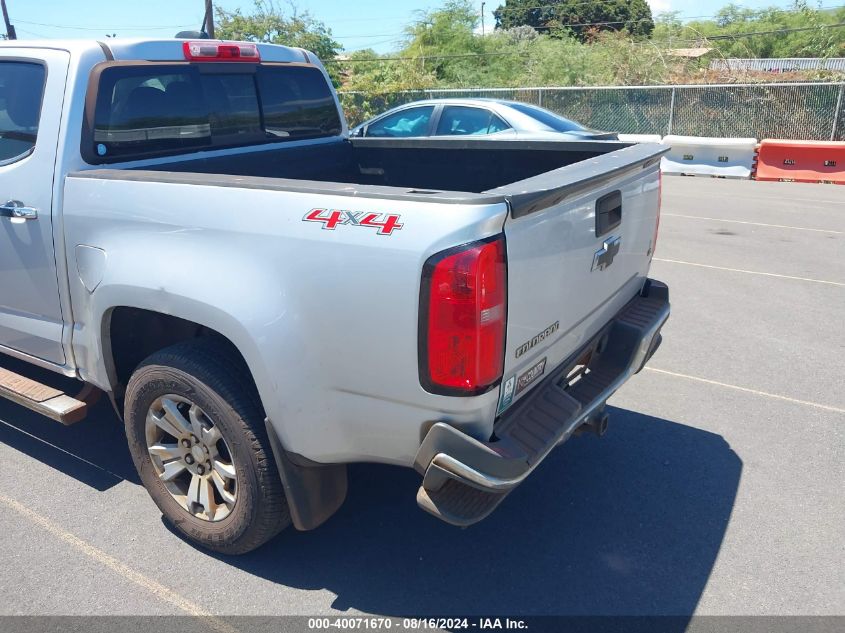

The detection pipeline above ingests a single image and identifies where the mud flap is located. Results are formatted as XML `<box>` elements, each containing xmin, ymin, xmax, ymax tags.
<box><xmin>264</xmin><ymin>418</ymin><xmax>348</xmax><ymax>531</ymax></box>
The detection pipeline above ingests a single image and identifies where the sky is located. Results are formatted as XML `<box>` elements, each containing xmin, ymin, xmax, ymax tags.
<box><xmin>2</xmin><ymin>1</ymin><xmax>833</xmax><ymax>53</ymax></box>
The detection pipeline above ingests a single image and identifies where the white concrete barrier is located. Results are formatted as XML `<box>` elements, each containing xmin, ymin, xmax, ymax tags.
<box><xmin>661</xmin><ymin>135</ymin><xmax>757</xmax><ymax>179</ymax></box>
<box><xmin>618</xmin><ymin>134</ymin><xmax>662</xmax><ymax>144</ymax></box>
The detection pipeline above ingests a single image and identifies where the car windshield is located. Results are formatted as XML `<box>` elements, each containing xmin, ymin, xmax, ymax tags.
<box><xmin>507</xmin><ymin>103</ymin><xmax>586</xmax><ymax>133</ymax></box>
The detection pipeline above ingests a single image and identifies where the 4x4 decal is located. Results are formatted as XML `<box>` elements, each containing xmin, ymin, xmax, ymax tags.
<box><xmin>303</xmin><ymin>208</ymin><xmax>404</xmax><ymax>236</ymax></box>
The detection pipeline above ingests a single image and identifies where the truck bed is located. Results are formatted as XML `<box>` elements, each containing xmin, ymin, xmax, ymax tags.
<box><xmin>129</xmin><ymin>137</ymin><xmax>653</xmax><ymax>197</ymax></box>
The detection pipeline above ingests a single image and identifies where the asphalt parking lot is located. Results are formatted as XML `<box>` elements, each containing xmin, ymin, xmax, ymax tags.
<box><xmin>1</xmin><ymin>178</ymin><xmax>843</xmax><ymax>622</ymax></box>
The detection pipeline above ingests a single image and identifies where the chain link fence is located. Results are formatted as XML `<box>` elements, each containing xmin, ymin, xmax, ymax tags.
<box><xmin>339</xmin><ymin>83</ymin><xmax>845</xmax><ymax>141</ymax></box>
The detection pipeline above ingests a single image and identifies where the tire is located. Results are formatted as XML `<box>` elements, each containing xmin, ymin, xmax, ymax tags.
<box><xmin>124</xmin><ymin>338</ymin><xmax>290</xmax><ymax>554</ymax></box>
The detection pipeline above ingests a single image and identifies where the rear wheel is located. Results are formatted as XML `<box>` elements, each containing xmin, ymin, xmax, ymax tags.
<box><xmin>124</xmin><ymin>340</ymin><xmax>290</xmax><ymax>554</ymax></box>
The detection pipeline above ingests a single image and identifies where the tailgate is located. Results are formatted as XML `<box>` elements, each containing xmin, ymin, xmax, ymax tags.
<box><xmin>490</xmin><ymin>144</ymin><xmax>665</xmax><ymax>414</ymax></box>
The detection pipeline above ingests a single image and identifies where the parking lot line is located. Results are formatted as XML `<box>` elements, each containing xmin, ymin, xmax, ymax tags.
<box><xmin>0</xmin><ymin>493</ymin><xmax>238</xmax><ymax>632</ymax></box>
<box><xmin>662</xmin><ymin>213</ymin><xmax>843</xmax><ymax>234</ymax></box>
<box><xmin>644</xmin><ymin>367</ymin><xmax>845</xmax><ymax>414</ymax></box>
<box><xmin>653</xmin><ymin>258</ymin><xmax>845</xmax><ymax>287</ymax></box>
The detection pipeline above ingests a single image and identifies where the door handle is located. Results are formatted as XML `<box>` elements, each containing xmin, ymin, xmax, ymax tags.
<box><xmin>0</xmin><ymin>200</ymin><xmax>38</xmax><ymax>220</ymax></box>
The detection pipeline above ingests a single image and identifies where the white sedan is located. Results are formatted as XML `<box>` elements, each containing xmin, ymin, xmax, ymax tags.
<box><xmin>351</xmin><ymin>98</ymin><xmax>617</xmax><ymax>140</ymax></box>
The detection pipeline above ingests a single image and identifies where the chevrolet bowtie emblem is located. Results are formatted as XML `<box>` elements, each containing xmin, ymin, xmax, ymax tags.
<box><xmin>591</xmin><ymin>236</ymin><xmax>621</xmax><ymax>271</ymax></box>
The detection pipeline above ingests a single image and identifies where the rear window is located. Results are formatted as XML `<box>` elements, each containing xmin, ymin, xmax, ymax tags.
<box><xmin>507</xmin><ymin>102</ymin><xmax>586</xmax><ymax>133</ymax></box>
<box><xmin>89</xmin><ymin>64</ymin><xmax>341</xmax><ymax>162</ymax></box>
<box><xmin>0</xmin><ymin>61</ymin><xmax>46</xmax><ymax>164</ymax></box>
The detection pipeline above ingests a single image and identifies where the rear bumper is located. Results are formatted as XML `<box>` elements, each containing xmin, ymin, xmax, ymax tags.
<box><xmin>413</xmin><ymin>279</ymin><xmax>670</xmax><ymax>526</ymax></box>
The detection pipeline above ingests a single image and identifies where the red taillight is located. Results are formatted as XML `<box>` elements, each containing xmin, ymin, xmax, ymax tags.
<box><xmin>421</xmin><ymin>237</ymin><xmax>507</xmax><ymax>394</ymax></box>
<box><xmin>183</xmin><ymin>41</ymin><xmax>260</xmax><ymax>62</ymax></box>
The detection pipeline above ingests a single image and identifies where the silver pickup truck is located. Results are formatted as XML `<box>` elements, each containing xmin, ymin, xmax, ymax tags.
<box><xmin>0</xmin><ymin>38</ymin><xmax>669</xmax><ymax>554</ymax></box>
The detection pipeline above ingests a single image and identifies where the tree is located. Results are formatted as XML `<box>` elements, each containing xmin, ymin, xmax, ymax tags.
<box><xmin>405</xmin><ymin>0</ymin><xmax>480</xmax><ymax>45</ymax></box>
<box><xmin>339</xmin><ymin>48</ymin><xmax>438</xmax><ymax>124</ymax></box>
<box><xmin>652</xmin><ymin>11</ymin><xmax>684</xmax><ymax>40</ymax></box>
<box><xmin>493</xmin><ymin>0</ymin><xmax>655</xmax><ymax>41</ymax></box>
<box><xmin>339</xmin><ymin>0</ymin><xmax>672</xmax><ymax>94</ymax></box>
<box><xmin>338</xmin><ymin>0</ymin><xmax>845</xmax><ymax>100</ymax></box>
<box><xmin>402</xmin><ymin>0</ymin><xmax>484</xmax><ymax>81</ymax></box>
<box><xmin>341</xmin><ymin>49</ymin><xmax>437</xmax><ymax>95</ymax></box>
<box><xmin>215</xmin><ymin>1</ymin><xmax>341</xmax><ymax>82</ymax></box>
<box><xmin>714</xmin><ymin>3</ymin><xmax>757</xmax><ymax>27</ymax></box>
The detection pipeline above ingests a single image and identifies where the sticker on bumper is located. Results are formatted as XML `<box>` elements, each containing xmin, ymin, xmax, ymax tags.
<box><xmin>497</xmin><ymin>375</ymin><xmax>516</xmax><ymax>415</ymax></box>
<box><xmin>498</xmin><ymin>357</ymin><xmax>548</xmax><ymax>416</ymax></box>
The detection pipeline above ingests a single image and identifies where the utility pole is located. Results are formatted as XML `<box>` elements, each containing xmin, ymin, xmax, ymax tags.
<box><xmin>204</xmin><ymin>0</ymin><xmax>215</xmax><ymax>38</ymax></box>
<box><xmin>481</xmin><ymin>2</ymin><xmax>485</xmax><ymax>36</ymax></box>
<box><xmin>1</xmin><ymin>0</ymin><xmax>16</xmax><ymax>40</ymax></box>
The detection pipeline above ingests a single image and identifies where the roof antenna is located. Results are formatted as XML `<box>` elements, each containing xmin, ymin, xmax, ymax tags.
<box><xmin>176</xmin><ymin>0</ymin><xmax>213</xmax><ymax>39</ymax></box>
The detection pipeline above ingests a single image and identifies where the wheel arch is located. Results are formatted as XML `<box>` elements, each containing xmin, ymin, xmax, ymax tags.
<box><xmin>104</xmin><ymin>307</ymin><xmax>250</xmax><ymax>398</ymax></box>
<box><xmin>97</xmin><ymin>302</ymin><xmax>269</xmax><ymax>418</ymax></box>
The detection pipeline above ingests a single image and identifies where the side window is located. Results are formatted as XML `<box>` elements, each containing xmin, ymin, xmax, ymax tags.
<box><xmin>487</xmin><ymin>113</ymin><xmax>510</xmax><ymax>133</ymax></box>
<box><xmin>365</xmin><ymin>106</ymin><xmax>435</xmax><ymax>138</ymax></box>
<box><xmin>435</xmin><ymin>106</ymin><xmax>511</xmax><ymax>136</ymax></box>
<box><xmin>0</xmin><ymin>62</ymin><xmax>46</xmax><ymax>163</ymax></box>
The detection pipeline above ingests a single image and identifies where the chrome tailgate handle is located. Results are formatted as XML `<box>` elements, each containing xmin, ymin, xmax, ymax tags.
<box><xmin>0</xmin><ymin>200</ymin><xmax>38</xmax><ymax>220</ymax></box>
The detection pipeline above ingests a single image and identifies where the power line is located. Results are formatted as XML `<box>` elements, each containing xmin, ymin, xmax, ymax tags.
<box><xmin>334</xmin><ymin>5</ymin><xmax>845</xmax><ymax>41</ymax></box>
<box><xmin>333</xmin><ymin>33</ymin><xmax>408</xmax><ymax>39</ymax></box>
<box><xmin>492</xmin><ymin>0</ymin><xmax>843</xmax><ymax>13</ymax></box>
<box><xmin>341</xmin><ymin>51</ymin><xmax>529</xmax><ymax>63</ymax></box>
<box><xmin>9</xmin><ymin>2</ymin><xmax>845</xmax><ymax>44</ymax></box>
<box><xmin>350</xmin><ymin>38</ymin><xmax>407</xmax><ymax>48</ymax></box>
<box><xmin>701</xmin><ymin>21</ymin><xmax>845</xmax><ymax>40</ymax></box>
<box><xmin>309</xmin><ymin>0</ymin><xmax>695</xmax><ymax>23</ymax></box>
<box><xmin>340</xmin><ymin>16</ymin><xmax>845</xmax><ymax>48</ymax></box>
<box><xmin>14</xmin><ymin>26</ymin><xmax>48</xmax><ymax>39</ymax></box>
<box><xmin>14</xmin><ymin>19</ymin><xmax>196</xmax><ymax>30</ymax></box>
<box><xmin>14</xmin><ymin>2</ymin><xmax>841</xmax><ymax>35</ymax></box>
<box><xmin>493</xmin><ymin>7</ymin><xmax>845</xmax><ymax>32</ymax></box>
<box><xmin>341</xmin><ymin>21</ymin><xmax>845</xmax><ymax>63</ymax></box>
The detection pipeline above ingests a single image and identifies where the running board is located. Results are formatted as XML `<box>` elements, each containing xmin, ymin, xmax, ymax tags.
<box><xmin>0</xmin><ymin>366</ymin><xmax>88</xmax><ymax>424</ymax></box>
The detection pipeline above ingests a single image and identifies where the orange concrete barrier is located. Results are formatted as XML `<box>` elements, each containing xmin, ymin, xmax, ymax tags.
<box><xmin>755</xmin><ymin>139</ymin><xmax>845</xmax><ymax>184</ymax></box>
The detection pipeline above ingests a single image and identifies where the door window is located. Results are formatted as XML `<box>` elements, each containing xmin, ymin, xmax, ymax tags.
<box><xmin>435</xmin><ymin>106</ymin><xmax>511</xmax><ymax>136</ymax></box>
<box><xmin>365</xmin><ymin>106</ymin><xmax>435</xmax><ymax>137</ymax></box>
<box><xmin>0</xmin><ymin>62</ymin><xmax>46</xmax><ymax>163</ymax></box>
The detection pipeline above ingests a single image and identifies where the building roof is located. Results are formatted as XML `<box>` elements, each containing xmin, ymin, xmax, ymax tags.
<box><xmin>666</xmin><ymin>47</ymin><xmax>715</xmax><ymax>59</ymax></box>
